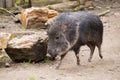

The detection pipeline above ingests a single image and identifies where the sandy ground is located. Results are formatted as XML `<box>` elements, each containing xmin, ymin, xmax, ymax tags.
<box><xmin>0</xmin><ymin>4</ymin><xmax>120</xmax><ymax>80</ymax></box>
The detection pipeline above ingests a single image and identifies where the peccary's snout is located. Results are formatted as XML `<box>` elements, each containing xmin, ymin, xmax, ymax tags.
<box><xmin>47</xmin><ymin>48</ymin><xmax>57</xmax><ymax>59</ymax></box>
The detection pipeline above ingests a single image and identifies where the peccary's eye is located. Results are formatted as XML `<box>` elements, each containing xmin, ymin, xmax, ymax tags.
<box><xmin>55</xmin><ymin>36</ymin><xmax>59</xmax><ymax>40</ymax></box>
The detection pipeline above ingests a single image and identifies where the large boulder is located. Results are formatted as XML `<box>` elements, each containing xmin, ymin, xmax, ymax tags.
<box><xmin>20</xmin><ymin>7</ymin><xmax>58</xmax><ymax>29</ymax></box>
<box><xmin>5</xmin><ymin>31</ymin><xmax>48</xmax><ymax>62</ymax></box>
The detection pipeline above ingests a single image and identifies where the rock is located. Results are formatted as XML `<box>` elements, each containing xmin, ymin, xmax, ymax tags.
<box><xmin>0</xmin><ymin>49</ymin><xmax>12</xmax><ymax>67</ymax></box>
<box><xmin>5</xmin><ymin>62</ymin><xmax>10</xmax><ymax>68</ymax></box>
<box><xmin>74</xmin><ymin>0</ymin><xmax>96</xmax><ymax>11</ymax></box>
<box><xmin>85</xmin><ymin>1</ymin><xmax>96</xmax><ymax>10</ymax></box>
<box><xmin>0</xmin><ymin>32</ymin><xmax>13</xmax><ymax>67</ymax></box>
<box><xmin>114</xmin><ymin>12</ymin><xmax>120</xmax><ymax>16</ymax></box>
<box><xmin>5</xmin><ymin>31</ymin><xmax>48</xmax><ymax>62</ymax></box>
<box><xmin>47</xmin><ymin>1</ymin><xmax>96</xmax><ymax>11</ymax></box>
<box><xmin>47</xmin><ymin>1</ymin><xmax>79</xmax><ymax>12</ymax></box>
<box><xmin>20</xmin><ymin>7</ymin><xmax>58</xmax><ymax>29</ymax></box>
<box><xmin>0</xmin><ymin>32</ymin><xmax>15</xmax><ymax>49</ymax></box>
<box><xmin>31</xmin><ymin>0</ymin><xmax>62</xmax><ymax>7</ymax></box>
<box><xmin>14</xmin><ymin>14</ymin><xmax>21</xmax><ymax>23</ymax></box>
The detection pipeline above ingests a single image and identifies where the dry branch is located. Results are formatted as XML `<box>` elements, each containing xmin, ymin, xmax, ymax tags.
<box><xmin>98</xmin><ymin>10</ymin><xmax>110</xmax><ymax>17</ymax></box>
<box><xmin>0</xmin><ymin>7</ymin><xmax>22</xmax><ymax>23</ymax></box>
<box><xmin>0</xmin><ymin>7</ymin><xmax>15</xmax><ymax>17</ymax></box>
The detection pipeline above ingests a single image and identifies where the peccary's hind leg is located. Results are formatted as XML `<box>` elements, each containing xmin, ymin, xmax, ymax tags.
<box><xmin>73</xmin><ymin>48</ymin><xmax>80</xmax><ymax>65</ymax></box>
<box><xmin>97</xmin><ymin>45</ymin><xmax>103</xmax><ymax>59</ymax></box>
<box><xmin>56</xmin><ymin>53</ymin><xmax>67</xmax><ymax>69</ymax></box>
<box><xmin>87</xmin><ymin>43</ymin><xmax>95</xmax><ymax>62</ymax></box>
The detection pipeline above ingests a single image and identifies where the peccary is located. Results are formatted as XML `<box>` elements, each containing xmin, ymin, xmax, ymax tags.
<box><xmin>47</xmin><ymin>11</ymin><xmax>103</xmax><ymax>69</ymax></box>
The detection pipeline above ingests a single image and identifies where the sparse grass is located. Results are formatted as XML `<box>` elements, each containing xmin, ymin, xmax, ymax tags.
<box><xmin>16</xmin><ymin>0</ymin><xmax>21</xmax><ymax>5</ymax></box>
<box><xmin>43</xmin><ymin>56</ymin><xmax>52</xmax><ymax>63</ymax></box>
<box><xmin>29</xmin><ymin>76</ymin><xmax>36</xmax><ymax>80</ymax></box>
<box><xmin>0</xmin><ymin>10</ymin><xmax>5</xmax><ymax>14</ymax></box>
<box><xmin>16</xmin><ymin>0</ymin><xmax>30</xmax><ymax>5</ymax></box>
<box><xmin>22</xmin><ymin>59</ymin><xmax>31</xmax><ymax>67</ymax></box>
<box><xmin>25</xmin><ymin>0</ymin><xmax>29</xmax><ymax>2</ymax></box>
<box><xmin>21</xmin><ymin>25</ymin><xmax>27</xmax><ymax>30</ymax></box>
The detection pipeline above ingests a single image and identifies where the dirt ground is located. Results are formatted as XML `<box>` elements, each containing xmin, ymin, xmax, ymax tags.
<box><xmin>0</xmin><ymin>2</ymin><xmax>120</xmax><ymax>80</ymax></box>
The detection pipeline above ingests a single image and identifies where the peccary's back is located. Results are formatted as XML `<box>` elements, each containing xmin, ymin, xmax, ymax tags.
<box><xmin>78</xmin><ymin>12</ymin><xmax>103</xmax><ymax>45</ymax></box>
<box><xmin>58</xmin><ymin>11</ymin><xmax>103</xmax><ymax>45</ymax></box>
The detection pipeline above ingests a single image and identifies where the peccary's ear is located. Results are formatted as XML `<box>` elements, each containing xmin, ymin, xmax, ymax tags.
<box><xmin>61</xmin><ymin>24</ymin><xmax>68</xmax><ymax>32</ymax></box>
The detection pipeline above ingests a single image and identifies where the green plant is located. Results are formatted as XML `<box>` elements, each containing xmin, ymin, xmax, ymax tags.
<box><xmin>21</xmin><ymin>25</ymin><xmax>27</xmax><ymax>30</ymax></box>
<box><xmin>29</xmin><ymin>76</ymin><xmax>36</xmax><ymax>80</ymax></box>
<box><xmin>22</xmin><ymin>59</ymin><xmax>31</xmax><ymax>67</ymax></box>
<box><xmin>25</xmin><ymin>0</ymin><xmax>29</xmax><ymax>3</ymax></box>
<box><xmin>43</xmin><ymin>57</ymin><xmax>51</xmax><ymax>63</ymax></box>
<box><xmin>16</xmin><ymin>0</ymin><xmax>29</xmax><ymax>5</ymax></box>
<box><xmin>16</xmin><ymin>0</ymin><xmax>21</xmax><ymax>5</ymax></box>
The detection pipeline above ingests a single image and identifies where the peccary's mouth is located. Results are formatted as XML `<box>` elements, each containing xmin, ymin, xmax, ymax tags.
<box><xmin>47</xmin><ymin>52</ymin><xmax>57</xmax><ymax>59</ymax></box>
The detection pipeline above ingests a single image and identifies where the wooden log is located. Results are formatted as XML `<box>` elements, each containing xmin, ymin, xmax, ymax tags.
<box><xmin>47</xmin><ymin>1</ymin><xmax>79</xmax><ymax>12</ymax></box>
<box><xmin>5</xmin><ymin>31</ymin><xmax>48</xmax><ymax>62</ymax></box>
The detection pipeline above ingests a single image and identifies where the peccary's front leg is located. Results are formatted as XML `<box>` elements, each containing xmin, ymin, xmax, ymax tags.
<box><xmin>56</xmin><ymin>53</ymin><xmax>67</xmax><ymax>69</ymax></box>
<box><xmin>73</xmin><ymin>47</ymin><xmax>80</xmax><ymax>65</ymax></box>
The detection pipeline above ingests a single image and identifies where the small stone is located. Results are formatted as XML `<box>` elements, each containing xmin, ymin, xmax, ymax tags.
<box><xmin>0</xmin><ymin>26</ymin><xmax>5</xmax><ymax>29</ymax></box>
<box><xmin>91</xmin><ymin>65</ymin><xmax>95</xmax><ymax>68</ymax></box>
<box><xmin>40</xmin><ymin>76</ymin><xmax>46</xmax><ymax>79</ymax></box>
<box><xmin>77</xmin><ymin>73</ymin><xmax>82</xmax><ymax>76</ymax></box>
<box><xmin>5</xmin><ymin>62</ymin><xmax>10</xmax><ymax>68</ymax></box>
<box><xmin>114</xmin><ymin>13</ymin><xmax>120</xmax><ymax>16</ymax></box>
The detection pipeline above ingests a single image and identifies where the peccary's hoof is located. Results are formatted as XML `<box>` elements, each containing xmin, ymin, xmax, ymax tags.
<box><xmin>77</xmin><ymin>62</ymin><xmax>80</xmax><ymax>65</ymax></box>
<box><xmin>55</xmin><ymin>65</ymin><xmax>60</xmax><ymax>69</ymax></box>
<box><xmin>100</xmin><ymin>55</ymin><xmax>103</xmax><ymax>59</ymax></box>
<box><xmin>88</xmin><ymin>59</ymin><xmax>91</xmax><ymax>62</ymax></box>
<box><xmin>55</xmin><ymin>66</ymin><xmax>59</xmax><ymax>69</ymax></box>
<box><xmin>55</xmin><ymin>67</ymin><xmax>59</xmax><ymax>69</ymax></box>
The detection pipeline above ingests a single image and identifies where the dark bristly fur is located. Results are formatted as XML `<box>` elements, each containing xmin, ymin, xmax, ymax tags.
<box><xmin>47</xmin><ymin>11</ymin><xmax>103</xmax><ymax>69</ymax></box>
